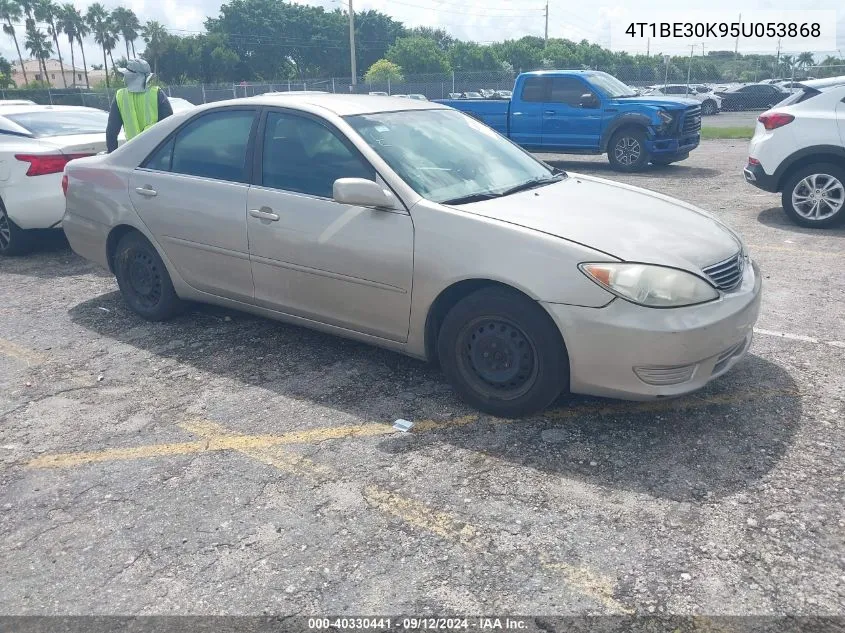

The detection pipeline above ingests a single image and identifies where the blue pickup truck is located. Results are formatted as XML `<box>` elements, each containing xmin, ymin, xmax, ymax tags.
<box><xmin>437</xmin><ymin>70</ymin><xmax>702</xmax><ymax>172</ymax></box>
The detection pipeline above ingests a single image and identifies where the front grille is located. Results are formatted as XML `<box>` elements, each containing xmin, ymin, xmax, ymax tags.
<box><xmin>702</xmin><ymin>252</ymin><xmax>744</xmax><ymax>291</ymax></box>
<box><xmin>682</xmin><ymin>106</ymin><xmax>702</xmax><ymax>134</ymax></box>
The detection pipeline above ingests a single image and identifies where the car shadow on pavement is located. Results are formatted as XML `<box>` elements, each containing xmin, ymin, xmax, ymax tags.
<box><xmin>68</xmin><ymin>292</ymin><xmax>801</xmax><ymax>503</ymax></box>
<box><xmin>542</xmin><ymin>159</ymin><xmax>722</xmax><ymax>179</ymax></box>
<box><xmin>756</xmin><ymin>207</ymin><xmax>845</xmax><ymax>236</ymax></box>
<box><xmin>1</xmin><ymin>236</ymin><xmax>111</xmax><ymax>278</ymax></box>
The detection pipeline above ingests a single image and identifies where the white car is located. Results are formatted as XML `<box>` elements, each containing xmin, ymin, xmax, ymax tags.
<box><xmin>645</xmin><ymin>84</ymin><xmax>722</xmax><ymax>115</ymax></box>
<box><xmin>167</xmin><ymin>97</ymin><xmax>195</xmax><ymax>112</ymax></box>
<box><xmin>0</xmin><ymin>105</ymin><xmax>112</xmax><ymax>255</ymax></box>
<box><xmin>743</xmin><ymin>79</ymin><xmax>845</xmax><ymax>228</ymax></box>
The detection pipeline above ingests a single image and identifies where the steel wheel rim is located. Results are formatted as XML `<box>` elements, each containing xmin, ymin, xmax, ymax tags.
<box><xmin>792</xmin><ymin>173</ymin><xmax>844</xmax><ymax>221</ymax></box>
<box><xmin>457</xmin><ymin>316</ymin><xmax>539</xmax><ymax>400</ymax></box>
<box><xmin>126</xmin><ymin>250</ymin><xmax>163</xmax><ymax>308</ymax></box>
<box><xmin>0</xmin><ymin>209</ymin><xmax>11</xmax><ymax>250</ymax></box>
<box><xmin>614</xmin><ymin>137</ymin><xmax>641</xmax><ymax>166</ymax></box>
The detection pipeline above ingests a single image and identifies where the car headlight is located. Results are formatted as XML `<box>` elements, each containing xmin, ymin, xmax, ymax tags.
<box><xmin>657</xmin><ymin>110</ymin><xmax>674</xmax><ymax>126</ymax></box>
<box><xmin>579</xmin><ymin>262</ymin><xmax>719</xmax><ymax>308</ymax></box>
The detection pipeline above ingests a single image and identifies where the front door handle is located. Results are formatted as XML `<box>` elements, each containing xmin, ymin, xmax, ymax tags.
<box><xmin>249</xmin><ymin>207</ymin><xmax>280</xmax><ymax>222</ymax></box>
<box><xmin>544</xmin><ymin>110</ymin><xmax>556</xmax><ymax>115</ymax></box>
<box><xmin>135</xmin><ymin>186</ymin><xmax>157</xmax><ymax>197</ymax></box>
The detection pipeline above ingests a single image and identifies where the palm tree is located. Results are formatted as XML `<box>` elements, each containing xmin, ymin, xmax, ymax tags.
<box><xmin>111</xmin><ymin>7</ymin><xmax>139</xmax><ymax>59</ymax></box>
<box><xmin>35</xmin><ymin>0</ymin><xmax>65</xmax><ymax>87</ymax></box>
<box><xmin>85</xmin><ymin>2</ymin><xmax>115</xmax><ymax>88</ymax></box>
<box><xmin>24</xmin><ymin>22</ymin><xmax>51</xmax><ymax>82</ymax></box>
<box><xmin>62</xmin><ymin>3</ymin><xmax>89</xmax><ymax>88</ymax></box>
<box><xmin>0</xmin><ymin>0</ymin><xmax>28</xmax><ymax>85</ymax></box>
<box><xmin>797</xmin><ymin>52</ymin><xmax>815</xmax><ymax>71</ymax></box>
<box><xmin>141</xmin><ymin>20</ymin><xmax>166</xmax><ymax>76</ymax></box>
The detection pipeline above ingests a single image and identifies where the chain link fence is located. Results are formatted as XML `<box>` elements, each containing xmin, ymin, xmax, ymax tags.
<box><xmin>4</xmin><ymin>58</ymin><xmax>843</xmax><ymax>113</ymax></box>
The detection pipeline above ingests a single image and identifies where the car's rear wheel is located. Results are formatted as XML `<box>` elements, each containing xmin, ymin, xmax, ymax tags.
<box><xmin>437</xmin><ymin>286</ymin><xmax>569</xmax><ymax>418</ymax></box>
<box><xmin>701</xmin><ymin>99</ymin><xmax>718</xmax><ymax>115</ymax></box>
<box><xmin>113</xmin><ymin>231</ymin><xmax>184</xmax><ymax>320</ymax></box>
<box><xmin>607</xmin><ymin>128</ymin><xmax>650</xmax><ymax>172</ymax></box>
<box><xmin>781</xmin><ymin>163</ymin><xmax>845</xmax><ymax>228</ymax></box>
<box><xmin>0</xmin><ymin>203</ymin><xmax>34</xmax><ymax>256</ymax></box>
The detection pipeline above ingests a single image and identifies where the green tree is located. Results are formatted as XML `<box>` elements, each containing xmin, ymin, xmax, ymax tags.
<box><xmin>0</xmin><ymin>0</ymin><xmax>27</xmax><ymax>84</ymax></box>
<box><xmin>409</xmin><ymin>26</ymin><xmax>453</xmax><ymax>50</ymax></box>
<box><xmin>364</xmin><ymin>58</ymin><xmax>403</xmax><ymax>83</ymax></box>
<box><xmin>24</xmin><ymin>22</ymin><xmax>51</xmax><ymax>81</ymax></box>
<box><xmin>141</xmin><ymin>20</ymin><xmax>167</xmax><ymax>76</ymax></box>
<box><xmin>86</xmin><ymin>2</ymin><xmax>115</xmax><ymax>88</ymax></box>
<box><xmin>35</xmin><ymin>0</ymin><xmax>65</xmax><ymax>86</ymax></box>
<box><xmin>796</xmin><ymin>52</ymin><xmax>814</xmax><ymax>70</ymax></box>
<box><xmin>60</xmin><ymin>4</ymin><xmax>88</xmax><ymax>87</ymax></box>
<box><xmin>386</xmin><ymin>36</ymin><xmax>450</xmax><ymax>74</ymax></box>
<box><xmin>111</xmin><ymin>6</ymin><xmax>140</xmax><ymax>58</ymax></box>
<box><xmin>0</xmin><ymin>54</ymin><xmax>12</xmax><ymax>87</ymax></box>
<box><xmin>448</xmin><ymin>41</ymin><xmax>500</xmax><ymax>71</ymax></box>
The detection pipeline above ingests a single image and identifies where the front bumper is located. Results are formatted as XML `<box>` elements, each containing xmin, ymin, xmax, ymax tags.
<box><xmin>743</xmin><ymin>161</ymin><xmax>779</xmax><ymax>192</ymax></box>
<box><xmin>646</xmin><ymin>134</ymin><xmax>700</xmax><ymax>157</ymax></box>
<box><xmin>542</xmin><ymin>260</ymin><xmax>762</xmax><ymax>400</ymax></box>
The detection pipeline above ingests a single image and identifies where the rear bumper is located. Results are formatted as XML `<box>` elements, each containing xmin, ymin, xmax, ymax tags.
<box><xmin>543</xmin><ymin>260</ymin><xmax>762</xmax><ymax>400</ymax></box>
<box><xmin>743</xmin><ymin>161</ymin><xmax>779</xmax><ymax>192</ymax></box>
<box><xmin>1</xmin><ymin>173</ymin><xmax>65</xmax><ymax>229</ymax></box>
<box><xmin>62</xmin><ymin>211</ymin><xmax>111</xmax><ymax>270</ymax></box>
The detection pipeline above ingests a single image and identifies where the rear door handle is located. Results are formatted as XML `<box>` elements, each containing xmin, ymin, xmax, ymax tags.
<box><xmin>544</xmin><ymin>110</ymin><xmax>556</xmax><ymax>115</ymax></box>
<box><xmin>135</xmin><ymin>186</ymin><xmax>157</xmax><ymax>197</ymax></box>
<box><xmin>249</xmin><ymin>207</ymin><xmax>280</xmax><ymax>222</ymax></box>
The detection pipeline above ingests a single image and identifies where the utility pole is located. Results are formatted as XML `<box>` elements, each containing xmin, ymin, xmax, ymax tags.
<box><xmin>348</xmin><ymin>0</ymin><xmax>357</xmax><ymax>86</ymax></box>
<box><xmin>686</xmin><ymin>44</ymin><xmax>694</xmax><ymax>88</ymax></box>
<box><xmin>544</xmin><ymin>1</ymin><xmax>549</xmax><ymax>46</ymax></box>
<box><xmin>646</xmin><ymin>38</ymin><xmax>649</xmax><ymax>57</ymax></box>
<box><xmin>734</xmin><ymin>13</ymin><xmax>740</xmax><ymax>61</ymax></box>
<box><xmin>775</xmin><ymin>38</ymin><xmax>781</xmax><ymax>79</ymax></box>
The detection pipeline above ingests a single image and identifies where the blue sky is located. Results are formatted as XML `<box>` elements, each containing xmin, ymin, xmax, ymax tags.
<box><xmin>3</xmin><ymin>0</ymin><xmax>842</xmax><ymax>71</ymax></box>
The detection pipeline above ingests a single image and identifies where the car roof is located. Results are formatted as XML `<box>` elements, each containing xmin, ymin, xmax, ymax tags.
<box><xmin>802</xmin><ymin>75</ymin><xmax>845</xmax><ymax>89</ymax></box>
<box><xmin>213</xmin><ymin>93</ymin><xmax>449</xmax><ymax>116</ymax></box>
<box><xmin>0</xmin><ymin>104</ymin><xmax>106</xmax><ymax>115</ymax></box>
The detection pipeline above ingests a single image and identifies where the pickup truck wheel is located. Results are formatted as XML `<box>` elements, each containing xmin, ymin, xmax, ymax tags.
<box><xmin>701</xmin><ymin>100</ymin><xmax>718</xmax><ymax>115</ymax></box>
<box><xmin>437</xmin><ymin>286</ymin><xmax>568</xmax><ymax>418</ymax></box>
<box><xmin>0</xmin><ymin>203</ymin><xmax>34</xmax><ymax>256</ymax></box>
<box><xmin>781</xmin><ymin>163</ymin><xmax>845</xmax><ymax>228</ymax></box>
<box><xmin>608</xmin><ymin>129</ymin><xmax>649</xmax><ymax>172</ymax></box>
<box><xmin>114</xmin><ymin>232</ymin><xmax>184</xmax><ymax>320</ymax></box>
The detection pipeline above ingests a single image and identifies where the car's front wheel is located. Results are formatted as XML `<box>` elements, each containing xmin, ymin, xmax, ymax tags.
<box><xmin>437</xmin><ymin>286</ymin><xmax>569</xmax><ymax>418</ymax></box>
<box><xmin>781</xmin><ymin>163</ymin><xmax>845</xmax><ymax>228</ymax></box>
<box><xmin>701</xmin><ymin>99</ymin><xmax>718</xmax><ymax>115</ymax></box>
<box><xmin>0</xmin><ymin>204</ymin><xmax>34</xmax><ymax>256</ymax></box>
<box><xmin>607</xmin><ymin>128</ymin><xmax>650</xmax><ymax>172</ymax></box>
<box><xmin>113</xmin><ymin>231</ymin><xmax>184</xmax><ymax>320</ymax></box>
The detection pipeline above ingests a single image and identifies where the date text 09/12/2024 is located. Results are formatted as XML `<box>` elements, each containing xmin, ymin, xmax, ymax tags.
<box><xmin>307</xmin><ymin>618</ymin><xmax>529</xmax><ymax>630</ymax></box>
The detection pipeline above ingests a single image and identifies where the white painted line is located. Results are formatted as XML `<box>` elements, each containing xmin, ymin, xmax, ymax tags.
<box><xmin>754</xmin><ymin>328</ymin><xmax>845</xmax><ymax>349</ymax></box>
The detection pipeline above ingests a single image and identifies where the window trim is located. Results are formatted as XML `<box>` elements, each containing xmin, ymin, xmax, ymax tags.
<box><xmin>251</xmin><ymin>106</ymin><xmax>378</xmax><ymax>199</ymax></box>
<box><xmin>138</xmin><ymin>107</ymin><xmax>260</xmax><ymax>184</ymax></box>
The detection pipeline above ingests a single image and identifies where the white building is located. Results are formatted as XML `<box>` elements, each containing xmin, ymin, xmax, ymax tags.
<box><xmin>11</xmin><ymin>58</ymin><xmax>106</xmax><ymax>88</ymax></box>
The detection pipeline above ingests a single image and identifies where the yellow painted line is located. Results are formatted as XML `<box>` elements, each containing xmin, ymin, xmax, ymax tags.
<box><xmin>362</xmin><ymin>485</ymin><xmax>479</xmax><ymax>546</ymax></box>
<box><xmin>0</xmin><ymin>338</ymin><xmax>46</xmax><ymax>366</ymax></box>
<box><xmin>541</xmin><ymin>561</ymin><xmax>633</xmax><ymax>614</ymax></box>
<box><xmin>27</xmin><ymin>440</ymin><xmax>211</xmax><ymax>469</ymax></box>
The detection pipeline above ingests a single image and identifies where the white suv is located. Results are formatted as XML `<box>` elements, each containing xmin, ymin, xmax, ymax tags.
<box><xmin>743</xmin><ymin>79</ymin><xmax>845</xmax><ymax>228</ymax></box>
<box><xmin>645</xmin><ymin>84</ymin><xmax>722</xmax><ymax>115</ymax></box>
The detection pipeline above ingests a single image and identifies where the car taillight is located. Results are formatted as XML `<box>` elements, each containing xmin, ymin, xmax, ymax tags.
<box><xmin>757</xmin><ymin>113</ymin><xmax>794</xmax><ymax>130</ymax></box>
<box><xmin>748</xmin><ymin>157</ymin><xmax>761</xmax><ymax>166</ymax></box>
<box><xmin>61</xmin><ymin>174</ymin><xmax>68</xmax><ymax>197</ymax></box>
<box><xmin>14</xmin><ymin>153</ymin><xmax>93</xmax><ymax>177</ymax></box>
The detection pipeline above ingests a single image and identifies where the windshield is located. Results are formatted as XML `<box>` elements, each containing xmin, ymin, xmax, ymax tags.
<box><xmin>346</xmin><ymin>109</ymin><xmax>558</xmax><ymax>204</ymax></box>
<box><xmin>4</xmin><ymin>110</ymin><xmax>108</xmax><ymax>137</ymax></box>
<box><xmin>588</xmin><ymin>72</ymin><xmax>638</xmax><ymax>98</ymax></box>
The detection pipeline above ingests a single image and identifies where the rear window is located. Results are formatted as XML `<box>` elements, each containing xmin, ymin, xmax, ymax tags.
<box><xmin>776</xmin><ymin>88</ymin><xmax>821</xmax><ymax>107</ymax></box>
<box><xmin>4</xmin><ymin>110</ymin><xmax>109</xmax><ymax>137</ymax></box>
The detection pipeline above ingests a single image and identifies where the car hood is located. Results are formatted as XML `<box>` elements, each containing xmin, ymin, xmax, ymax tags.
<box><xmin>609</xmin><ymin>95</ymin><xmax>700</xmax><ymax>109</ymax></box>
<box><xmin>456</xmin><ymin>173</ymin><xmax>742</xmax><ymax>270</ymax></box>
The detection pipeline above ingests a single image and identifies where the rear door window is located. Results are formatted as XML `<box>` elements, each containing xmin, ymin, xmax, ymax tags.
<box><xmin>521</xmin><ymin>77</ymin><xmax>547</xmax><ymax>102</ymax></box>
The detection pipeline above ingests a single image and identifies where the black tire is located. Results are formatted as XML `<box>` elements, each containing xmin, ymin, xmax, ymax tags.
<box><xmin>437</xmin><ymin>286</ymin><xmax>569</xmax><ymax>418</ymax></box>
<box><xmin>113</xmin><ymin>231</ymin><xmax>184</xmax><ymax>320</ymax></box>
<box><xmin>780</xmin><ymin>163</ymin><xmax>845</xmax><ymax>229</ymax></box>
<box><xmin>0</xmin><ymin>203</ymin><xmax>34</xmax><ymax>256</ymax></box>
<box><xmin>607</xmin><ymin>128</ymin><xmax>650</xmax><ymax>172</ymax></box>
<box><xmin>701</xmin><ymin>99</ymin><xmax>718</xmax><ymax>115</ymax></box>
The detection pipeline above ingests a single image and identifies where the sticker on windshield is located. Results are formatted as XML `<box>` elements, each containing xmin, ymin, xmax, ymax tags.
<box><xmin>374</xmin><ymin>125</ymin><xmax>390</xmax><ymax>132</ymax></box>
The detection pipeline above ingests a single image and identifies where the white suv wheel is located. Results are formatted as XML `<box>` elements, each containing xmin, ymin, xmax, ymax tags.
<box><xmin>781</xmin><ymin>163</ymin><xmax>845</xmax><ymax>228</ymax></box>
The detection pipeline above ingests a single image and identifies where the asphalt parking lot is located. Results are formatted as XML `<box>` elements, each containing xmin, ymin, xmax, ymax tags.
<box><xmin>1</xmin><ymin>140</ymin><xmax>843</xmax><ymax>618</ymax></box>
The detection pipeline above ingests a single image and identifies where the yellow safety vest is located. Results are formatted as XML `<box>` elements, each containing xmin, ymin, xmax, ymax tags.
<box><xmin>115</xmin><ymin>86</ymin><xmax>160</xmax><ymax>140</ymax></box>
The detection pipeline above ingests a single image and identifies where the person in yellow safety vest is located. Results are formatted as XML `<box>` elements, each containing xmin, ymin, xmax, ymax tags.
<box><xmin>106</xmin><ymin>59</ymin><xmax>172</xmax><ymax>153</ymax></box>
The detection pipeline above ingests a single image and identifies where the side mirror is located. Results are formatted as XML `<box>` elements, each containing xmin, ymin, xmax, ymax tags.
<box><xmin>333</xmin><ymin>178</ymin><xmax>396</xmax><ymax>209</ymax></box>
<box><xmin>579</xmin><ymin>93</ymin><xmax>599</xmax><ymax>108</ymax></box>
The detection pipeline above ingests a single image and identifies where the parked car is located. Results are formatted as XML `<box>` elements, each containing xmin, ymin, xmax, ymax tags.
<box><xmin>168</xmin><ymin>97</ymin><xmax>195</xmax><ymax>112</ymax></box>
<box><xmin>495</xmin><ymin>90</ymin><xmax>513</xmax><ymax>99</ymax></box>
<box><xmin>0</xmin><ymin>105</ymin><xmax>110</xmax><ymax>255</ymax></box>
<box><xmin>743</xmin><ymin>79</ymin><xmax>845</xmax><ymax>228</ymax></box>
<box><xmin>715</xmin><ymin>84</ymin><xmax>789</xmax><ymax>111</ymax></box>
<box><xmin>448</xmin><ymin>93</ymin><xmax>461</xmax><ymax>99</ymax></box>
<box><xmin>438</xmin><ymin>70</ymin><xmax>701</xmax><ymax>171</ymax></box>
<box><xmin>392</xmin><ymin>94</ymin><xmax>410</xmax><ymax>99</ymax></box>
<box><xmin>63</xmin><ymin>94</ymin><xmax>760</xmax><ymax>417</ymax></box>
<box><xmin>644</xmin><ymin>84</ymin><xmax>722</xmax><ymax>115</ymax></box>
<box><xmin>408</xmin><ymin>94</ymin><xmax>428</xmax><ymax>101</ymax></box>
<box><xmin>459</xmin><ymin>92</ymin><xmax>484</xmax><ymax>99</ymax></box>
<box><xmin>368</xmin><ymin>91</ymin><xmax>388</xmax><ymax>96</ymax></box>
<box><xmin>0</xmin><ymin>99</ymin><xmax>36</xmax><ymax>106</ymax></box>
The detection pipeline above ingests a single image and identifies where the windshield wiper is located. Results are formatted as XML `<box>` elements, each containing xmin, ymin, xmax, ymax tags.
<box><xmin>441</xmin><ymin>191</ymin><xmax>503</xmax><ymax>205</ymax></box>
<box><xmin>497</xmin><ymin>174</ymin><xmax>565</xmax><ymax>197</ymax></box>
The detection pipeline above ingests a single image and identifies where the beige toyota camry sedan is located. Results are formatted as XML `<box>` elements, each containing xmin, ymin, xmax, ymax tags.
<box><xmin>62</xmin><ymin>94</ymin><xmax>761</xmax><ymax>417</ymax></box>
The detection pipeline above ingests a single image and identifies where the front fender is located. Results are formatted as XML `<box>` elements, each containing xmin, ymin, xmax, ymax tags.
<box><xmin>600</xmin><ymin>113</ymin><xmax>655</xmax><ymax>151</ymax></box>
